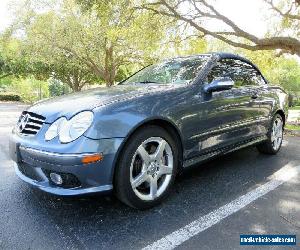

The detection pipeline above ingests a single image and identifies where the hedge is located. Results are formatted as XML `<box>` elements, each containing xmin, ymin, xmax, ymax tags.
<box><xmin>0</xmin><ymin>92</ymin><xmax>21</xmax><ymax>101</ymax></box>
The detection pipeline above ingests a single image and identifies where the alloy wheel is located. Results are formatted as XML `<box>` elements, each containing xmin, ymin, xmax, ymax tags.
<box><xmin>271</xmin><ymin>117</ymin><xmax>283</xmax><ymax>151</ymax></box>
<box><xmin>130</xmin><ymin>137</ymin><xmax>174</xmax><ymax>201</ymax></box>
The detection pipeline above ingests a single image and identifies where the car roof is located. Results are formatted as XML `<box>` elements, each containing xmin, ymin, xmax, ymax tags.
<box><xmin>171</xmin><ymin>52</ymin><xmax>250</xmax><ymax>62</ymax></box>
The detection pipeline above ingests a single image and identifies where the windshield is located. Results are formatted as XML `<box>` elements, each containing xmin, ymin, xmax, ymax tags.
<box><xmin>121</xmin><ymin>56</ymin><xmax>209</xmax><ymax>85</ymax></box>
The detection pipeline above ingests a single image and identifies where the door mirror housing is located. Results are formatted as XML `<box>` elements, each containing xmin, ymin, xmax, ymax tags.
<box><xmin>203</xmin><ymin>77</ymin><xmax>234</xmax><ymax>93</ymax></box>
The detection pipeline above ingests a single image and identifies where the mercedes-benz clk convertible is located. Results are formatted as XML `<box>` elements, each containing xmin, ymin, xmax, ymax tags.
<box><xmin>9</xmin><ymin>53</ymin><xmax>288</xmax><ymax>209</ymax></box>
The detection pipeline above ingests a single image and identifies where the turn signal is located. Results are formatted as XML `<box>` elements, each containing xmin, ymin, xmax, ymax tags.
<box><xmin>81</xmin><ymin>153</ymin><xmax>103</xmax><ymax>164</ymax></box>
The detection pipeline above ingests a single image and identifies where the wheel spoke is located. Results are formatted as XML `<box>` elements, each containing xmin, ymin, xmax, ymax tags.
<box><xmin>271</xmin><ymin>134</ymin><xmax>276</xmax><ymax>142</ymax></box>
<box><xmin>137</xmin><ymin>145</ymin><xmax>151</xmax><ymax>164</ymax></box>
<box><xmin>275</xmin><ymin>121</ymin><xmax>282</xmax><ymax>135</ymax></box>
<box><xmin>158</xmin><ymin>164</ymin><xmax>172</xmax><ymax>176</ymax></box>
<box><xmin>154</xmin><ymin>140</ymin><xmax>166</xmax><ymax>160</ymax></box>
<box><xmin>132</xmin><ymin>171</ymin><xmax>148</xmax><ymax>189</ymax></box>
<box><xmin>150</xmin><ymin>177</ymin><xmax>158</xmax><ymax>199</ymax></box>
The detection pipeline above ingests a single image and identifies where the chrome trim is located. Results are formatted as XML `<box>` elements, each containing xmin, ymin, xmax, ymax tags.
<box><xmin>22</xmin><ymin>127</ymin><xmax>40</xmax><ymax>132</ymax></box>
<box><xmin>19</xmin><ymin>146</ymin><xmax>99</xmax><ymax>158</ymax></box>
<box><xmin>29</xmin><ymin>117</ymin><xmax>45</xmax><ymax>123</ymax></box>
<box><xmin>26</xmin><ymin>122</ymin><xmax>42</xmax><ymax>128</ymax></box>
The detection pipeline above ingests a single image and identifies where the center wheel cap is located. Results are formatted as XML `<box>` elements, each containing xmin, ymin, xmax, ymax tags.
<box><xmin>148</xmin><ymin>162</ymin><xmax>159</xmax><ymax>175</ymax></box>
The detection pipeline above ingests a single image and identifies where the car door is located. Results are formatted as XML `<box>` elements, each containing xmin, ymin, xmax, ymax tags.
<box><xmin>243</xmin><ymin>68</ymin><xmax>275</xmax><ymax>136</ymax></box>
<box><xmin>183</xmin><ymin>58</ymin><xmax>262</xmax><ymax>161</ymax></box>
<box><xmin>228</xmin><ymin>59</ymin><xmax>267</xmax><ymax>138</ymax></box>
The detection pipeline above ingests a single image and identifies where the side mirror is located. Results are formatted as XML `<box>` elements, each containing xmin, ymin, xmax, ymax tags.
<box><xmin>203</xmin><ymin>77</ymin><xmax>234</xmax><ymax>93</ymax></box>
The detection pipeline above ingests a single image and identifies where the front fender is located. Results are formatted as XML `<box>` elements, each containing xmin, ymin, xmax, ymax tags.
<box><xmin>85</xmin><ymin>108</ymin><xmax>147</xmax><ymax>139</ymax></box>
<box><xmin>84</xmin><ymin>86</ymin><xmax>189</xmax><ymax>140</ymax></box>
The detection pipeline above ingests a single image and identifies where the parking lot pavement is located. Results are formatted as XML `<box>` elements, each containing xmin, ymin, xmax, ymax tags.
<box><xmin>0</xmin><ymin>103</ymin><xmax>299</xmax><ymax>250</ymax></box>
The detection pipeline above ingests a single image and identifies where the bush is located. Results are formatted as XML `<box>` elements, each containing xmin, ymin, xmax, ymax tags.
<box><xmin>0</xmin><ymin>92</ymin><xmax>21</xmax><ymax>101</ymax></box>
<box><xmin>48</xmin><ymin>78</ymin><xmax>70</xmax><ymax>97</ymax></box>
<box><xmin>8</xmin><ymin>77</ymin><xmax>49</xmax><ymax>103</ymax></box>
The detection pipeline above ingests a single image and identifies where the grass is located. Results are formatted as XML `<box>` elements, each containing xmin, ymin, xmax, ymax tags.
<box><xmin>286</xmin><ymin>124</ymin><xmax>300</xmax><ymax>131</ymax></box>
<box><xmin>289</xmin><ymin>106</ymin><xmax>300</xmax><ymax>110</ymax></box>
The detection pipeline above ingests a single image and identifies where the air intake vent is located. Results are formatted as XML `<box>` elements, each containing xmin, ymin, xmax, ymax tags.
<box><xmin>17</xmin><ymin>111</ymin><xmax>46</xmax><ymax>136</ymax></box>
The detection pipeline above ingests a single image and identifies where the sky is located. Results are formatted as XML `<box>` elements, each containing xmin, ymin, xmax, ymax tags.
<box><xmin>0</xmin><ymin>0</ymin><xmax>270</xmax><ymax>35</ymax></box>
<box><xmin>212</xmin><ymin>0</ymin><xmax>269</xmax><ymax>37</ymax></box>
<box><xmin>0</xmin><ymin>0</ymin><xmax>13</xmax><ymax>32</ymax></box>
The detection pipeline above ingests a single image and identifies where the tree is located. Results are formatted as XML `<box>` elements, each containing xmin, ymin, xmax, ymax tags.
<box><xmin>15</xmin><ymin>0</ymin><xmax>170</xmax><ymax>88</ymax></box>
<box><xmin>141</xmin><ymin>0</ymin><xmax>300</xmax><ymax>56</ymax></box>
<box><xmin>48</xmin><ymin>78</ymin><xmax>70</xmax><ymax>97</ymax></box>
<box><xmin>0</xmin><ymin>53</ymin><xmax>10</xmax><ymax>80</ymax></box>
<box><xmin>0</xmin><ymin>38</ymin><xmax>24</xmax><ymax>79</ymax></box>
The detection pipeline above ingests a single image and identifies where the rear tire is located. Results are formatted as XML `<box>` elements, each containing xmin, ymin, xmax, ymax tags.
<box><xmin>114</xmin><ymin>125</ymin><xmax>178</xmax><ymax>209</ymax></box>
<box><xmin>257</xmin><ymin>114</ymin><xmax>284</xmax><ymax>155</ymax></box>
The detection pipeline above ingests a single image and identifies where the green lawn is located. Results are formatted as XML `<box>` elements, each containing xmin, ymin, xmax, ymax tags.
<box><xmin>289</xmin><ymin>106</ymin><xmax>300</xmax><ymax>110</ymax></box>
<box><xmin>286</xmin><ymin>124</ymin><xmax>300</xmax><ymax>131</ymax></box>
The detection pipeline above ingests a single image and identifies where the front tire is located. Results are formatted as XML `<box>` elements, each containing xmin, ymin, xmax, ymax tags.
<box><xmin>114</xmin><ymin>125</ymin><xmax>178</xmax><ymax>209</ymax></box>
<box><xmin>257</xmin><ymin>114</ymin><xmax>284</xmax><ymax>155</ymax></box>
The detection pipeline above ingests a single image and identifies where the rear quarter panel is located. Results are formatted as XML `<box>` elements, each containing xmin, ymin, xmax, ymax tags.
<box><xmin>258</xmin><ymin>85</ymin><xmax>288</xmax><ymax>132</ymax></box>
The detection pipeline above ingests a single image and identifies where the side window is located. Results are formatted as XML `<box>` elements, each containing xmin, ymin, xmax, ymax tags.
<box><xmin>207</xmin><ymin>59</ymin><xmax>266</xmax><ymax>87</ymax></box>
<box><xmin>231</xmin><ymin>60</ymin><xmax>265</xmax><ymax>87</ymax></box>
<box><xmin>206</xmin><ymin>59</ymin><xmax>233</xmax><ymax>83</ymax></box>
<box><xmin>253</xmin><ymin>72</ymin><xmax>267</xmax><ymax>85</ymax></box>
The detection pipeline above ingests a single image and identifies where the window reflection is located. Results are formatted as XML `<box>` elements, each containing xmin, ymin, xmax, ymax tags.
<box><xmin>207</xmin><ymin>59</ymin><xmax>266</xmax><ymax>87</ymax></box>
<box><xmin>121</xmin><ymin>56</ymin><xmax>209</xmax><ymax>85</ymax></box>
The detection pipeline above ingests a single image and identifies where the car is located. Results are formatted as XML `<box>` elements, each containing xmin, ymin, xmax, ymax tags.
<box><xmin>9</xmin><ymin>52</ymin><xmax>288</xmax><ymax>209</ymax></box>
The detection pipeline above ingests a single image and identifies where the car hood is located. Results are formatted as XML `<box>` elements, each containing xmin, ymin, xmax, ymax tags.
<box><xmin>27</xmin><ymin>84</ymin><xmax>177</xmax><ymax>123</ymax></box>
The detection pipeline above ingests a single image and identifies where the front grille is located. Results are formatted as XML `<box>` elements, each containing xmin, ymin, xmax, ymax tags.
<box><xmin>17</xmin><ymin>111</ymin><xmax>46</xmax><ymax>136</ymax></box>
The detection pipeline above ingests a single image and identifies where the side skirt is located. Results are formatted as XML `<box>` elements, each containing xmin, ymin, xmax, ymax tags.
<box><xmin>183</xmin><ymin>135</ymin><xmax>268</xmax><ymax>168</ymax></box>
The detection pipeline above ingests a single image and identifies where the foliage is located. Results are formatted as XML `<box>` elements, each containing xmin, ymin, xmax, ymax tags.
<box><xmin>141</xmin><ymin>0</ymin><xmax>300</xmax><ymax>56</ymax></box>
<box><xmin>0</xmin><ymin>0</ymin><xmax>299</xmax><ymax>99</ymax></box>
<box><xmin>241</xmin><ymin>51</ymin><xmax>300</xmax><ymax>92</ymax></box>
<box><xmin>0</xmin><ymin>92</ymin><xmax>21</xmax><ymax>101</ymax></box>
<box><xmin>0</xmin><ymin>36</ymin><xmax>51</xmax><ymax>82</ymax></box>
<box><xmin>286</xmin><ymin>124</ymin><xmax>300</xmax><ymax>130</ymax></box>
<box><xmin>7</xmin><ymin>77</ymin><xmax>49</xmax><ymax>103</ymax></box>
<box><xmin>289</xmin><ymin>106</ymin><xmax>300</xmax><ymax>110</ymax></box>
<box><xmin>15</xmin><ymin>0</ymin><xmax>171</xmax><ymax>88</ymax></box>
<box><xmin>48</xmin><ymin>78</ymin><xmax>70</xmax><ymax>97</ymax></box>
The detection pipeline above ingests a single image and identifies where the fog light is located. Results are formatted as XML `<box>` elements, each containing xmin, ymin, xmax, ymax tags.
<box><xmin>50</xmin><ymin>173</ymin><xmax>63</xmax><ymax>185</ymax></box>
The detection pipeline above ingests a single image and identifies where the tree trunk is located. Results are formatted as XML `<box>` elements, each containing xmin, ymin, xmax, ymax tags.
<box><xmin>104</xmin><ymin>42</ymin><xmax>116</xmax><ymax>87</ymax></box>
<box><xmin>66</xmin><ymin>75</ymin><xmax>83</xmax><ymax>92</ymax></box>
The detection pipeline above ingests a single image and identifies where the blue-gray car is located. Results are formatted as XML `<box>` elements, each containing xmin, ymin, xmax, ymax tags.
<box><xmin>9</xmin><ymin>53</ymin><xmax>288</xmax><ymax>209</ymax></box>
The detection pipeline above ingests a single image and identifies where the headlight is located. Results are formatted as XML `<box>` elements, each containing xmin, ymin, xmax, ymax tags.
<box><xmin>45</xmin><ymin>117</ymin><xmax>66</xmax><ymax>141</ymax></box>
<box><xmin>59</xmin><ymin>111</ymin><xmax>94</xmax><ymax>143</ymax></box>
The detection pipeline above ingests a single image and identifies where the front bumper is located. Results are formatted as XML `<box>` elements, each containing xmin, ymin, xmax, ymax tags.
<box><xmin>9</xmin><ymin>132</ymin><xmax>124</xmax><ymax>196</ymax></box>
<box><xmin>14</xmin><ymin>162</ymin><xmax>113</xmax><ymax>195</ymax></box>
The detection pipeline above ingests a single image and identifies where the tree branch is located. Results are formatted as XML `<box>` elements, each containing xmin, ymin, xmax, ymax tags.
<box><xmin>142</xmin><ymin>0</ymin><xmax>300</xmax><ymax>56</ymax></box>
<box><xmin>264</xmin><ymin>0</ymin><xmax>300</xmax><ymax>20</ymax></box>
